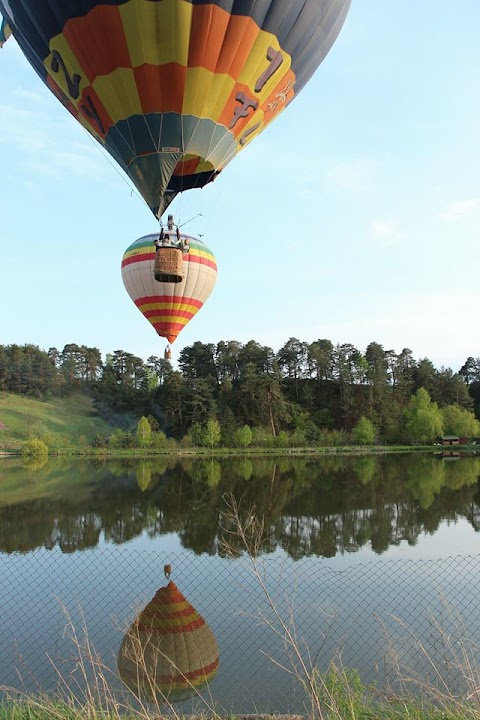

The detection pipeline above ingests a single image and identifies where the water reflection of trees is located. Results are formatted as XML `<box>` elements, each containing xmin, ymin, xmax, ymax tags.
<box><xmin>0</xmin><ymin>455</ymin><xmax>479</xmax><ymax>556</ymax></box>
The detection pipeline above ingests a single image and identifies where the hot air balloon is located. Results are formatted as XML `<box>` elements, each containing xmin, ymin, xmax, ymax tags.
<box><xmin>0</xmin><ymin>0</ymin><xmax>351</xmax><ymax>218</ymax></box>
<box><xmin>121</xmin><ymin>231</ymin><xmax>217</xmax><ymax>344</ymax></box>
<box><xmin>118</xmin><ymin>580</ymin><xmax>219</xmax><ymax>703</ymax></box>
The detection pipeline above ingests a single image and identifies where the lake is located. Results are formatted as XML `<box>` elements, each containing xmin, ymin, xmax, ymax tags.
<box><xmin>1</xmin><ymin>452</ymin><xmax>480</xmax><ymax>713</ymax></box>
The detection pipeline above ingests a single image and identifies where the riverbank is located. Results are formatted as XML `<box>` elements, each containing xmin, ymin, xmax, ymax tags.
<box><xmin>2</xmin><ymin>443</ymin><xmax>478</xmax><ymax>459</ymax></box>
<box><xmin>1</xmin><ymin>682</ymin><xmax>479</xmax><ymax>720</ymax></box>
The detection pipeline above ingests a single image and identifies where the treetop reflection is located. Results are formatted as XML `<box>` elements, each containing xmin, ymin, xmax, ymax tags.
<box><xmin>0</xmin><ymin>454</ymin><xmax>479</xmax><ymax>556</ymax></box>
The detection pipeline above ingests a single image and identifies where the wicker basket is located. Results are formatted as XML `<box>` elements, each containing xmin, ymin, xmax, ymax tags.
<box><xmin>154</xmin><ymin>247</ymin><xmax>184</xmax><ymax>283</ymax></box>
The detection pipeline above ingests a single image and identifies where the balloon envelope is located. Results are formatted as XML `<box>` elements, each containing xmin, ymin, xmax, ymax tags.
<box><xmin>0</xmin><ymin>0</ymin><xmax>351</xmax><ymax>217</ymax></box>
<box><xmin>121</xmin><ymin>233</ymin><xmax>217</xmax><ymax>343</ymax></box>
<box><xmin>118</xmin><ymin>581</ymin><xmax>219</xmax><ymax>703</ymax></box>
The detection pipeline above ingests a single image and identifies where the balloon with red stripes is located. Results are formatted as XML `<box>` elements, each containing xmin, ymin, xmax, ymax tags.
<box><xmin>121</xmin><ymin>232</ymin><xmax>217</xmax><ymax>344</ymax></box>
<box><xmin>118</xmin><ymin>581</ymin><xmax>219</xmax><ymax>703</ymax></box>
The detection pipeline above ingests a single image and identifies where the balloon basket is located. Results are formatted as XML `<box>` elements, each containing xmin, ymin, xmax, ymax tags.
<box><xmin>154</xmin><ymin>247</ymin><xmax>184</xmax><ymax>283</ymax></box>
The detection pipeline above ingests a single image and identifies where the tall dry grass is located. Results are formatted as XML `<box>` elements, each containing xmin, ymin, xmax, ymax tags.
<box><xmin>2</xmin><ymin>494</ymin><xmax>480</xmax><ymax>719</ymax></box>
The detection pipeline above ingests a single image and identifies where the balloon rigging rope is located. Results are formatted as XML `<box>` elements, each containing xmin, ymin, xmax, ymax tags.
<box><xmin>128</xmin><ymin>0</ymin><xmax>166</xmax><ymax>226</ymax></box>
<box><xmin>62</xmin><ymin>3</ymin><xmax>252</xmax><ymax>221</ymax></box>
<box><xmin>78</xmin><ymin>121</ymin><xmax>146</xmax><ymax>208</ymax></box>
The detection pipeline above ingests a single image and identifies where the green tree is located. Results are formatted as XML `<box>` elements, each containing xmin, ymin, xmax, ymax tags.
<box><xmin>185</xmin><ymin>377</ymin><xmax>217</xmax><ymax>427</ymax></box>
<box><xmin>404</xmin><ymin>388</ymin><xmax>444</xmax><ymax>443</ymax></box>
<box><xmin>146</xmin><ymin>356</ymin><xmax>172</xmax><ymax>385</ymax></box>
<box><xmin>156</xmin><ymin>370</ymin><xmax>187</xmax><ymax>437</ymax></box>
<box><xmin>238</xmin><ymin>340</ymin><xmax>275</xmax><ymax>376</ymax></box>
<box><xmin>459</xmin><ymin>356</ymin><xmax>480</xmax><ymax>385</ymax></box>
<box><xmin>236</xmin><ymin>365</ymin><xmax>289</xmax><ymax>437</ymax></box>
<box><xmin>351</xmin><ymin>416</ymin><xmax>376</xmax><ymax>445</ymax></box>
<box><xmin>365</xmin><ymin>342</ymin><xmax>390</xmax><ymax>431</ymax></box>
<box><xmin>215</xmin><ymin>340</ymin><xmax>242</xmax><ymax>382</ymax></box>
<box><xmin>136</xmin><ymin>416</ymin><xmax>152</xmax><ymax>448</ymax></box>
<box><xmin>333</xmin><ymin>343</ymin><xmax>365</xmax><ymax>429</ymax></box>
<box><xmin>189</xmin><ymin>422</ymin><xmax>204</xmax><ymax>447</ymax></box>
<box><xmin>392</xmin><ymin>347</ymin><xmax>415</xmax><ymax>404</ymax></box>
<box><xmin>277</xmin><ymin>337</ymin><xmax>308</xmax><ymax>399</ymax></box>
<box><xmin>412</xmin><ymin>358</ymin><xmax>437</xmax><ymax>397</ymax></box>
<box><xmin>178</xmin><ymin>342</ymin><xmax>217</xmax><ymax>382</ymax></box>
<box><xmin>233</xmin><ymin>424</ymin><xmax>253</xmax><ymax>449</ymax></box>
<box><xmin>307</xmin><ymin>339</ymin><xmax>334</xmax><ymax>382</ymax></box>
<box><xmin>276</xmin><ymin>430</ymin><xmax>289</xmax><ymax>448</ymax></box>
<box><xmin>151</xmin><ymin>429</ymin><xmax>168</xmax><ymax>448</ymax></box>
<box><xmin>434</xmin><ymin>367</ymin><xmax>472</xmax><ymax>409</ymax></box>
<box><xmin>441</xmin><ymin>404</ymin><xmax>480</xmax><ymax>438</ymax></box>
<box><xmin>204</xmin><ymin>418</ymin><xmax>221</xmax><ymax>449</ymax></box>
<box><xmin>109</xmin><ymin>428</ymin><xmax>127</xmax><ymax>448</ymax></box>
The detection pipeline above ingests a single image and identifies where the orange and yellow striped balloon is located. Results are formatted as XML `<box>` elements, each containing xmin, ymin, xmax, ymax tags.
<box><xmin>121</xmin><ymin>233</ymin><xmax>217</xmax><ymax>343</ymax></box>
<box><xmin>118</xmin><ymin>581</ymin><xmax>219</xmax><ymax>703</ymax></box>
<box><xmin>0</xmin><ymin>0</ymin><xmax>351</xmax><ymax>218</ymax></box>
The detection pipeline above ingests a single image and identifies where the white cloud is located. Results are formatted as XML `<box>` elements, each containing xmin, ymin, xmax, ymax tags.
<box><xmin>0</xmin><ymin>100</ymin><xmax>114</xmax><ymax>181</ymax></box>
<box><xmin>0</xmin><ymin>104</ymin><xmax>53</xmax><ymax>152</ymax></box>
<box><xmin>12</xmin><ymin>87</ymin><xmax>48</xmax><ymax>104</ymax></box>
<box><xmin>327</xmin><ymin>158</ymin><xmax>378</xmax><ymax>192</ymax></box>
<box><xmin>438</xmin><ymin>198</ymin><xmax>480</xmax><ymax>222</ymax></box>
<box><xmin>370</xmin><ymin>218</ymin><xmax>407</xmax><ymax>247</ymax></box>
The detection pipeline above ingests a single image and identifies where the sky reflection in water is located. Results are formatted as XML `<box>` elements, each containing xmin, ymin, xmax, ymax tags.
<box><xmin>1</xmin><ymin>453</ymin><xmax>480</xmax><ymax>712</ymax></box>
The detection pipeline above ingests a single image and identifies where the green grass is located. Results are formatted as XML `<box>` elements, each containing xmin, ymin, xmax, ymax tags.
<box><xmin>0</xmin><ymin>392</ymin><xmax>114</xmax><ymax>452</ymax></box>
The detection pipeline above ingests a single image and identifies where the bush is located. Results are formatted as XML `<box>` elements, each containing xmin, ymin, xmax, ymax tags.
<box><xmin>109</xmin><ymin>428</ymin><xmax>127</xmax><ymax>449</ymax></box>
<box><xmin>351</xmin><ymin>416</ymin><xmax>376</xmax><ymax>445</ymax></box>
<box><xmin>91</xmin><ymin>433</ymin><xmax>108</xmax><ymax>448</ymax></box>
<box><xmin>317</xmin><ymin>429</ymin><xmax>348</xmax><ymax>447</ymax></box>
<box><xmin>276</xmin><ymin>430</ymin><xmax>289</xmax><ymax>448</ymax></box>
<box><xmin>189</xmin><ymin>422</ymin><xmax>204</xmax><ymax>447</ymax></box>
<box><xmin>21</xmin><ymin>438</ymin><xmax>48</xmax><ymax>459</ymax></box>
<box><xmin>289</xmin><ymin>429</ymin><xmax>307</xmax><ymax>447</ymax></box>
<box><xmin>232</xmin><ymin>425</ymin><xmax>253</xmax><ymax>449</ymax></box>
<box><xmin>251</xmin><ymin>426</ymin><xmax>276</xmax><ymax>447</ymax></box>
<box><xmin>151</xmin><ymin>430</ymin><xmax>168</xmax><ymax>448</ymax></box>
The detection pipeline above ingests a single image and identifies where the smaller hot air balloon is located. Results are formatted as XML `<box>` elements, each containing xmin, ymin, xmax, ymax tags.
<box><xmin>118</xmin><ymin>581</ymin><xmax>219</xmax><ymax>703</ymax></box>
<box><xmin>122</xmin><ymin>228</ymin><xmax>217</xmax><ymax>345</ymax></box>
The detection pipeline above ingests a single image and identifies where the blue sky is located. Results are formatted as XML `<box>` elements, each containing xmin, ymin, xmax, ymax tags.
<box><xmin>1</xmin><ymin>2</ymin><xmax>479</xmax><ymax>371</ymax></box>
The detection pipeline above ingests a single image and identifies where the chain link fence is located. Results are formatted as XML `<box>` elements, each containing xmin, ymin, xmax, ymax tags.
<box><xmin>1</xmin><ymin>549</ymin><xmax>480</xmax><ymax>714</ymax></box>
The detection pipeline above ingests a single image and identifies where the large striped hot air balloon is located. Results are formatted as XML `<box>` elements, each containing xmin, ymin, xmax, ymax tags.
<box><xmin>0</xmin><ymin>0</ymin><xmax>351</xmax><ymax>218</ymax></box>
<box><xmin>121</xmin><ymin>232</ymin><xmax>217</xmax><ymax>344</ymax></box>
<box><xmin>118</xmin><ymin>581</ymin><xmax>219</xmax><ymax>703</ymax></box>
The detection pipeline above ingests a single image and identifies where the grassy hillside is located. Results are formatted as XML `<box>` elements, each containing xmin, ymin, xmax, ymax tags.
<box><xmin>0</xmin><ymin>392</ymin><xmax>114</xmax><ymax>451</ymax></box>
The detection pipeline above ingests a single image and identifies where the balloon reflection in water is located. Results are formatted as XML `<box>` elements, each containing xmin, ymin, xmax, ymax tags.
<box><xmin>118</xmin><ymin>581</ymin><xmax>219</xmax><ymax>703</ymax></box>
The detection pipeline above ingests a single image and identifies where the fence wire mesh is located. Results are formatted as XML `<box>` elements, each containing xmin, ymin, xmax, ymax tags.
<box><xmin>1</xmin><ymin>549</ymin><xmax>480</xmax><ymax>714</ymax></box>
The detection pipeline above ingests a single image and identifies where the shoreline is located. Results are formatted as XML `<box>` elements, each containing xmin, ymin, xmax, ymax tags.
<box><xmin>1</xmin><ymin>444</ymin><xmax>478</xmax><ymax>459</ymax></box>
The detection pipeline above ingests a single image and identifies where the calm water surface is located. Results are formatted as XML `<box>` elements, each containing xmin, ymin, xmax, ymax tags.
<box><xmin>1</xmin><ymin>453</ymin><xmax>480</xmax><ymax>712</ymax></box>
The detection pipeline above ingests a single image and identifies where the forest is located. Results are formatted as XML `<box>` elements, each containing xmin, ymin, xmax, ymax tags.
<box><xmin>1</xmin><ymin>339</ymin><xmax>480</xmax><ymax>447</ymax></box>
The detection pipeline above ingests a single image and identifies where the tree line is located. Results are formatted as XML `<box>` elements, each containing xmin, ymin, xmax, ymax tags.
<box><xmin>1</xmin><ymin>339</ymin><xmax>480</xmax><ymax>445</ymax></box>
